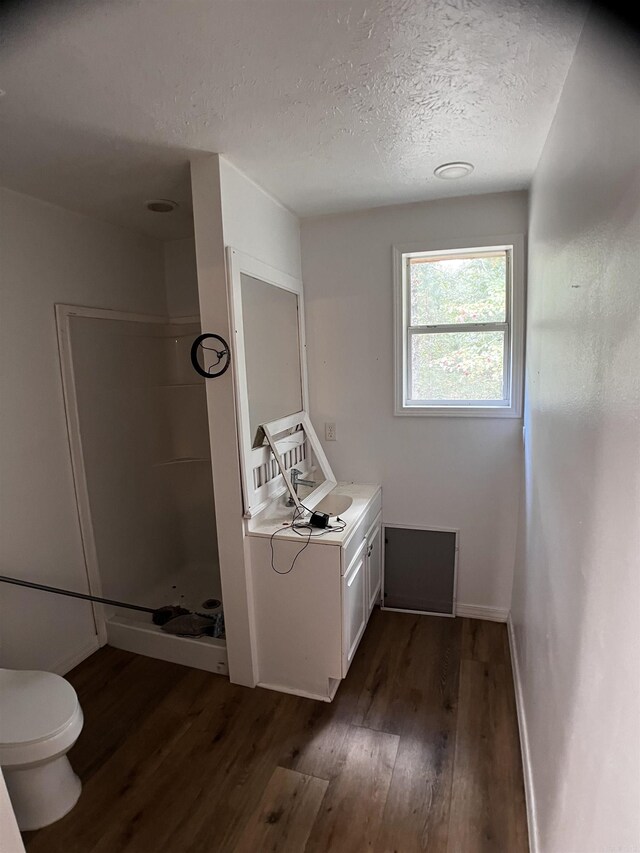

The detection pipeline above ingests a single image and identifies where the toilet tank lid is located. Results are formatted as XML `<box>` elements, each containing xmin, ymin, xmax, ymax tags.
<box><xmin>0</xmin><ymin>669</ymin><xmax>79</xmax><ymax>745</ymax></box>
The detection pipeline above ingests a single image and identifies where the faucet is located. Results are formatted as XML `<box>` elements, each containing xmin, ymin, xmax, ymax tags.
<box><xmin>286</xmin><ymin>468</ymin><xmax>316</xmax><ymax>506</ymax></box>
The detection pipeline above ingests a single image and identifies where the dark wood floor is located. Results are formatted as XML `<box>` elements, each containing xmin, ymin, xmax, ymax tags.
<box><xmin>23</xmin><ymin>610</ymin><xmax>528</xmax><ymax>853</ymax></box>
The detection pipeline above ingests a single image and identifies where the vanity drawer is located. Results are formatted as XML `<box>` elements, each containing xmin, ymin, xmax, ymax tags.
<box><xmin>341</xmin><ymin>489</ymin><xmax>382</xmax><ymax>575</ymax></box>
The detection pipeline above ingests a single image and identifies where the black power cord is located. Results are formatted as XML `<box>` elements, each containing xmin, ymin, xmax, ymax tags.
<box><xmin>269</xmin><ymin>504</ymin><xmax>347</xmax><ymax>575</ymax></box>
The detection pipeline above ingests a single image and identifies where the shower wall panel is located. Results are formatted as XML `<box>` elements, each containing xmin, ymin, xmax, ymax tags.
<box><xmin>69</xmin><ymin>315</ymin><xmax>181</xmax><ymax>607</ymax></box>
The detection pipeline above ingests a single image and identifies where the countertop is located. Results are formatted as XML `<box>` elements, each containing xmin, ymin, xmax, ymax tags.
<box><xmin>246</xmin><ymin>482</ymin><xmax>381</xmax><ymax>545</ymax></box>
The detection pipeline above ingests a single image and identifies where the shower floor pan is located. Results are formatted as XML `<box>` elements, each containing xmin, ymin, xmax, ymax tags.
<box><xmin>105</xmin><ymin>562</ymin><xmax>228</xmax><ymax>676</ymax></box>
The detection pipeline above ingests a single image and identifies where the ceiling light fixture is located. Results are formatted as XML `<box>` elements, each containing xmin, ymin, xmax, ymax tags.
<box><xmin>433</xmin><ymin>161</ymin><xmax>474</xmax><ymax>180</ymax></box>
<box><xmin>145</xmin><ymin>199</ymin><xmax>178</xmax><ymax>213</ymax></box>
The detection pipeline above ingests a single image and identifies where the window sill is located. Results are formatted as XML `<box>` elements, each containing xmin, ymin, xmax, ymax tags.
<box><xmin>395</xmin><ymin>403</ymin><xmax>522</xmax><ymax>418</ymax></box>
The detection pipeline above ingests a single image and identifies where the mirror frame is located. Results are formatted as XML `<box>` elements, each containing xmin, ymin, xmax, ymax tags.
<box><xmin>262</xmin><ymin>411</ymin><xmax>337</xmax><ymax>513</ymax></box>
<box><xmin>227</xmin><ymin>247</ymin><xmax>310</xmax><ymax>517</ymax></box>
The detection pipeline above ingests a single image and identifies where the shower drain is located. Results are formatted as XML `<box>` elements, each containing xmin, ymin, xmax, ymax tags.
<box><xmin>201</xmin><ymin>598</ymin><xmax>221</xmax><ymax>610</ymax></box>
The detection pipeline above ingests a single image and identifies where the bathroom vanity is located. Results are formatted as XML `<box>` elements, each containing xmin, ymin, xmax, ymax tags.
<box><xmin>225</xmin><ymin>249</ymin><xmax>382</xmax><ymax>700</ymax></box>
<box><xmin>248</xmin><ymin>482</ymin><xmax>382</xmax><ymax>701</ymax></box>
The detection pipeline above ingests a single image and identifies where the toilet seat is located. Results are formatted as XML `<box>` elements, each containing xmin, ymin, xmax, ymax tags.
<box><xmin>0</xmin><ymin>669</ymin><xmax>83</xmax><ymax>768</ymax></box>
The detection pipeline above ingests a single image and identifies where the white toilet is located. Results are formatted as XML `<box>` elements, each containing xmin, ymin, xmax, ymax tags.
<box><xmin>0</xmin><ymin>668</ymin><xmax>84</xmax><ymax>831</ymax></box>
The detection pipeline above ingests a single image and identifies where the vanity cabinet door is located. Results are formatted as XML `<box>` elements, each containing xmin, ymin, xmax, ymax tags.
<box><xmin>342</xmin><ymin>539</ymin><xmax>367</xmax><ymax>675</ymax></box>
<box><xmin>366</xmin><ymin>512</ymin><xmax>383</xmax><ymax>613</ymax></box>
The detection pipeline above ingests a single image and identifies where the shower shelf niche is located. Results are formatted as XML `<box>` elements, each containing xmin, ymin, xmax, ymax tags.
<box><xmin>157</xmin><ymin>382</ymin><xmax>203</xmax><ymax>388</ymax></box>
<box><xmin>154</xmin><ymin>457</ymin><xmax>209</xmax><ymax>467</ymax></box>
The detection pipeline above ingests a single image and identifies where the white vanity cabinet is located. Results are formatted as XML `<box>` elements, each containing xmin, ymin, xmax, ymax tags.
<box><xmin>342</xmin><ymin>539</ymin><xmax>368</xmax><ymax>673</ymax></box>
<box><xmin>342</xmin><ymin>510</ymin><xmax>383</xmax><ymax>673</ymax></box>
<box><xmin>225</xmin><ymin>249</ymin><xmax>381</xmax><ymax>696</ymax></box>
<box><xmin>248</xmin><ymin>484</ymin><xmax>382</xmax><ymax>701</ymax></box>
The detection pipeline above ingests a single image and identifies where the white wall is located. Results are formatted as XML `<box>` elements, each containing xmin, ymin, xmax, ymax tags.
<box><xmin>219</xmin><ymin>158</ymin><xmax>302</xmax><ymax>280</ymax></box>
<box><xmin>0</xmin><ymin>187</ymin><xmax>166</xmax><ymax>673</ymax></box>
<box><xmin>511</xmin><ymin>13</ymin><xmax>640</xmax><ymax>853</ymax></box>
<box><xmin>301</xmin><ymin>191</ymin><xmax>527</xmax><ymax>614</ymax></box>
<box><xmin>191</xmin><ymin>154</ymin><xmax>302</xmax><ymax>686</ymax></box>
<box><xmin>164</xmin><ymin>236</ymin><xmax>200</xmax><ymax>318</ymax></box>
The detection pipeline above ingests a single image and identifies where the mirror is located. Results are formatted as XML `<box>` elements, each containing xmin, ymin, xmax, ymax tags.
<box><xmin>227</xmin><ymin>248</ymin><xmax>312</xmax><ymax>516</ymax></box>
<box><xmin>240</xmin><ymin>272</ymin><xmax>303</xmax><ymax>440</ymax></box>
<box><xmin>262</xmin><ymin>412</ymin><xmax>336</xmax><ymax>513</ymax></box>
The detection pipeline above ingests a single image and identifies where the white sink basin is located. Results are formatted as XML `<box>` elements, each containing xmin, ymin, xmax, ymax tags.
<box><xmin>313</xmin><ymin>493</ymin><xmax>353</xmax><ymax>517</ymax></box>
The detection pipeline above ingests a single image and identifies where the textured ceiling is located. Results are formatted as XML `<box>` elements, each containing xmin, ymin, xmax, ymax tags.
<box><xmin>0</xmin><ymin>0</ymin><xmax>586</xmax><ymax>239</ymax></box>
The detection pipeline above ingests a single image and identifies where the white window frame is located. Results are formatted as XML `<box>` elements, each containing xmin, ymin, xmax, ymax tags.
<box><xmin>393</xmin><ymin>234</ymin><xmax>524</xmax><ymax>418</ymax></box>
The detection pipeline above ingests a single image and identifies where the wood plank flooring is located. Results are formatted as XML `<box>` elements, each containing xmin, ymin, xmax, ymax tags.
<box><xmin>23</xmin><ymin>611</ymin><xmax>528</xmax><ymax>853</ymax></box>
<box><xmin>233</xmin><ymin>767</ymin><xmax>328</xmax><ymax>853</ymax></box>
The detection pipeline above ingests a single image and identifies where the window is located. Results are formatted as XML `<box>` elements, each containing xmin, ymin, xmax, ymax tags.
<box><xmin>394</xmin><ymin>236</ymin><xmax>524</xmax><ymax>417</ymax></box>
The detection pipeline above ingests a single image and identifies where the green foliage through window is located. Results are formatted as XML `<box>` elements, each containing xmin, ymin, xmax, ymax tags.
<box><xmin>408</xmin><ymin>253</ymin><xmax>507</xmax><ymax>402</ymax></box>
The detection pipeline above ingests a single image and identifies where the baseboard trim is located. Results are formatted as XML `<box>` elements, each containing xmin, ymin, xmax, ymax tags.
<box><xmin>257</xmin><ymin>682</ymin><xmax>333</xmax><ymax>703</ymax></box>
<box><xmin>455</xmin><ymin>603</ymin><xmax>509</xmax><ymax>622</ymax></box>
<box><xmin>507</xmin><ymin>614</ymin><xmax>538</xmax><ymax>853</ymax></box>
<box><xmin>51</xmin><ymin>637</ymin><xmax>101</xmax><ymax>676</ymax></box>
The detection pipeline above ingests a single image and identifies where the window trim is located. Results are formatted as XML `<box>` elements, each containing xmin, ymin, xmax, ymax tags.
<box><xmin>393</xmin><ymin>234</ymin><xmax>525</xmax><ymax>418</ymax></box>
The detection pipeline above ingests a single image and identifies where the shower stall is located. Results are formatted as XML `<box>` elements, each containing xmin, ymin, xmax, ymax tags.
<box><xmin>57</xmin><ymin>304</ymin><xmax>227</xmax><ymax>674</ymax></box>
